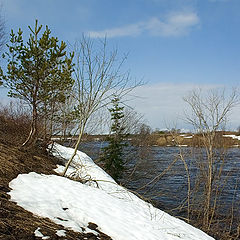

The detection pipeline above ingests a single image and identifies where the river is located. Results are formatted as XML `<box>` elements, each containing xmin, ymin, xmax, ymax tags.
<box><xmin>73</xmin><ymin>141</ymin><xmax>240</xmax><ymax>217</ymax></box>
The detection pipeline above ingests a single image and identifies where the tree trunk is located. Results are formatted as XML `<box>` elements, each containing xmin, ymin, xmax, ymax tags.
<box><xmin>62</xmin><ymin>122</ymin><xmax>85</xmax><ymax>176</ymax></box>
<box><xmin>21</xmin><ymin>103</ymin><xmax>38</xmax><ymax>148</ymax></box>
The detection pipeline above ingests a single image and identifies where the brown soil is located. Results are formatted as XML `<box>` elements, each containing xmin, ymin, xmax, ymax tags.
<box><xmin>0</xmin><ymin>136</ymin><xmax>112</xmax><ymax>239</ymax></box>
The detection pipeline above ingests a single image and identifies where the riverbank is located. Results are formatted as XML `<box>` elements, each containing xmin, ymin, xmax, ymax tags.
<box><xmin>9</xmin><ymin>142</ymin><xmax>215</xmax><ymax>240</ymax></box>
<box><xmin>0</xmin><ymin>135</ymin><xmax>215</xmax><ymax>239</ymax></box>
<box><xmin>52</xmin><ymin>131</ymin><xmax>240</xmax><ymax>148</ymax></box>
<box><xmin>0</xmin><ymin>114</ymin><xmax>238</xmax><ymax>239</ymax></box>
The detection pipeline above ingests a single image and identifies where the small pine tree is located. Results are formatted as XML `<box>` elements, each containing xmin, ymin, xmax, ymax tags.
<box><xmin>0</xmin><ymin>20</ymin><xmax>74</xmax><ymax>147</ymax></box>
<box><xmin>100</xmin><ymin>96</ymin><xmax>128</xmax><ymax>181</ymax></box>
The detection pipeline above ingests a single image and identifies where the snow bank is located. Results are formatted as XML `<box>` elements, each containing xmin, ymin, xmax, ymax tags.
<box><xmin>223</xmin><ymin>134</ymin><xmax>240</xmax><ymax>141</ymax></box>
<box><xmin>9</xmin><ymin>143</ymin><xmax>214</xmax><ymax>240</ymax></box>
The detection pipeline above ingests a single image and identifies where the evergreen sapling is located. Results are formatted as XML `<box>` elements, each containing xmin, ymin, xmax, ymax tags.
<box><xmin>100</xmin><ymin>97</ymin><xmax>128</xmax><ymax>181</ymax></box>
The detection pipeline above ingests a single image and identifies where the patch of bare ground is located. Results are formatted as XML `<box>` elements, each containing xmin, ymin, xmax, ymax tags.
<box><xmin>0</xmin><ymin>136</ymin><xmax>111</xmax><ymax>239</ymax></box>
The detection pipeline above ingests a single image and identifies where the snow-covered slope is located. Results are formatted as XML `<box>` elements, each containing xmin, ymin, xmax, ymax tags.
<box><xmin>9</xmin><ymin>143</ymin><xmax>214</xmax><ymax>240</ymax></box>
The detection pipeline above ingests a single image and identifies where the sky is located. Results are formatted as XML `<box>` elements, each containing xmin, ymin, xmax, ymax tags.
<box><xmin>1</xmin><ymin>0</ymin><xmax>240</xmax><ymax>131</ymax></box>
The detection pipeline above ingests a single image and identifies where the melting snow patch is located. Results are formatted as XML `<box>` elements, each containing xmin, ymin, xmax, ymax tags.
<box><xmin>223</xmin><ymin>135</ymin><xmax>240</xmax><ymax>140</ymax></box>
<box><xmin>184</xmin><ymin>136</ymin><xmax>193</xmax><ymax>139</ymax></box>
<box><xmin>34</xmin><ymin>227</ymin><xmax>50</xmax><ymax>239</ymax></box>
<box><xmin>56</xmin><ymin>229</ymin><xmax>66</xmax><ymax>237</ymax></box>
<box><xmin>9</xmin><ymin>143</ymin><xmax>215</xmax><ymax>240</ymax></box>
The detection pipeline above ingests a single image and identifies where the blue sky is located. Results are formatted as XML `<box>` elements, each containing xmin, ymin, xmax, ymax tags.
<box><xmin>1</xmin><ymin>0</ymin><xmax>240</xmax><ymax>130</ymax></box>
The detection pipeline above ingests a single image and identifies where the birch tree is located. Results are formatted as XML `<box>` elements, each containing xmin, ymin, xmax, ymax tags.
<box><xmin>62</xmin><ymin>36</ymin><xmax>141</xmax><ymax>176</ymax></box>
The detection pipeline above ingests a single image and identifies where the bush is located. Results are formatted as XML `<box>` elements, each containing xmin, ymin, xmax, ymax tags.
<box><xmin>0</xmin><ymin>101</ymin><xmax>31</xmax><ymax>145</ymax></box>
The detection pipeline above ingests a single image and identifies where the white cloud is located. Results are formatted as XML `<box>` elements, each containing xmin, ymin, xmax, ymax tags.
<box><xmin>88</xmin><ymin>12</ymin><xmax>199</xmax><ymax>38</ymax></box>
<box><xmin>88</xmin><ymin>23</ymin><xmax>143</xmax><ymax>38</ymax></box>
<box><xmin>127</xmin><ymin>83</ymin><xmax>240</xmax><ymax>130</ymax></box>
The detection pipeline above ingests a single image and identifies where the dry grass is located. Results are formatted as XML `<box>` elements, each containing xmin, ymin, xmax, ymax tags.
<box><xmin>0</xmin><ymin>104</ymin><xmax>30</xmax><ymax>146</ymax></box>
<box><xmin>0</xmin><ymin>142</ymin><xmax>87</xmax><ymax>240</ymax></box>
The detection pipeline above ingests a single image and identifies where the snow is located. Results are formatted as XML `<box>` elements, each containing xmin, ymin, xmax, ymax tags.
<box><xmin>179</xmin><ymin>134</ymin><xmax>193</xmax><ymax>138</ymax></box>
<box><xmin>56</xmin><ymin>230</ymin><xmax>66</xmax><ymax>237</ymax></box>
<box><xmin>9</xmin><ymin>143</ymin><xmax>214</xmax><ymax>240</ymax></box>
<box><xmin>180</xmin><ymin>135</ymin><xmax>193</xmax><ymax>139</ymax></box>
<box><xmin>34</xmin><ymin>227</ymin><xmax>50</xmax><ymax>239</ymax></box>
<box><xmin>184</xmin><ymin>136</ymin><xmax>193</xmax><ymax>139</ymax></box>
<box><xmin>223</xmin><ymin>134</ymin><xmax>240</xmax><ymax>141</ymax></box>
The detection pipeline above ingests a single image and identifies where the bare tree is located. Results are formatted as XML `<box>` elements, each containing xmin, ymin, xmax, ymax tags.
<box><xmin>183</xmin><ymin>88</ymin><xmax>239</xmax><ymax>230</ymax></box>
<box><xmin>121</xmin><ymin>108</ymin><xmax>145</xmax><ymax>135</ymax></box>
<box><xmin>51</xmin><ymin>93</ymin><xmax>78</xmax><ymax>140</ymax></box>
<box><xmin>62</xmin><ymin>36</ymin><xmax>142</xmax><ymax>176</ymax></box>
<box><xmin>0</xmin><ymin>8</ymin><xmax>5</xmax><ymax>86</ymax></box>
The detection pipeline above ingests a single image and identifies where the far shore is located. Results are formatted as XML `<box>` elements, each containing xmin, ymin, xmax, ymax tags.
<box><xmin>51</xmin><ymin>131</ymin><xmax>240</xmax><ymax>148</ymax></box>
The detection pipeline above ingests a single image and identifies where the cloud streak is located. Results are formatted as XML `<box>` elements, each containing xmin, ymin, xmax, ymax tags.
<box><xmin>88</xmin><ymin>12</ymin><xmax>199</xmax><ymax>38</ymax></box>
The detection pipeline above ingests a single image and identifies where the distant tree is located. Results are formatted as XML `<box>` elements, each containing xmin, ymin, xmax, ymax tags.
<box><xmin>100</xmin><ymin>96</ymin><xmax>128</xmax><ymax>181</ymax></box>
<box><xmin>138</xmin><ymin>123</ymin><xmax>151</xmax><ymax>136</ymax></box>
<box><xmin>130</xmin><ymin>123</ymin><xmax>152</xmax><ymax>146</ymax></box>
<box><xmin>121</xmin><ymin>108</ymin><xmax>144</xmax><ymax>135</ymax></box>
<box><xmin>170</xmin><ymin>128</ymin><xmax>181</xmax><ymax>134</ymax></box>
<box><xmin>0</xmin><ymin>20</ymin><xmax>74</xmax><ymax>147</ymax></box>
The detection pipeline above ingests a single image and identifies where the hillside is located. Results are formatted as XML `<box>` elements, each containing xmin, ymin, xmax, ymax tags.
<box><xmin>0</xmin><ymin>125</ymin><xmax>111</xmax><ymax>239</ymax></box>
